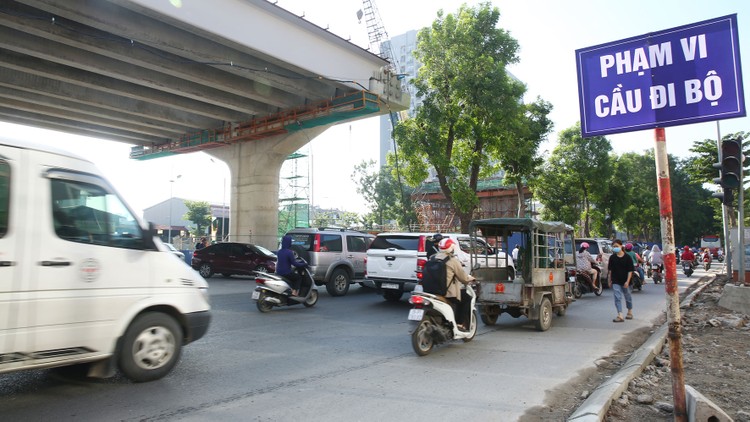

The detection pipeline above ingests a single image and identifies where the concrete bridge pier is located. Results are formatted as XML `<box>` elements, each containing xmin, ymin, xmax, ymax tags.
<box><xmin>208</xmin><ymin>127</ymin><xmax>326</xmax><ymax>250</ymax></box>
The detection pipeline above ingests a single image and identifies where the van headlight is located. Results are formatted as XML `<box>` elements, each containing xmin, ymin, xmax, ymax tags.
<box><xmin>198</xmin><ymin>287</ymin><xmax>210</xmax><ymax>306</ymax></box>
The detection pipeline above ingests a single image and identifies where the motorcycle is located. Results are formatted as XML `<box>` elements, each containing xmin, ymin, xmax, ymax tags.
<box><xmin>651</xmin><ymin>263</ymin><xmax>663</xmax><ymax>284</ymax></box>
<box><xmin>252</xmin><ymin>266</ymin><xmax>318</xmax><ymax>312</ymax></box>
<box><xmin>717</xmin><ymin>253</ymin><xmax>725</xmax><ymax>263</ymax></box>
<box><xmin>631</xmin><ymin>265</ymin><xmax>643</xmax><ymax>291</ymax></box>
<box><xmin>408</xmin><ymin>282</ymin><xmax>478</xmax><ymax>356</ymax></box>
<box><xmin>571</xmin><ymin>268</ymin><xmax>602</xmax><ymax>298</ymax></box>
<box><xmin>682</xmin><ymin>260</ymin><xmax>694</xmax><ymax>277</ymax></box>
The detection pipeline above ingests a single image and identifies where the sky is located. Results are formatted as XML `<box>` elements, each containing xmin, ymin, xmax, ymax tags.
<box><xmin>2</xmin><ymin>0</ymin><xmax>750</xmax><ymax>217</ymax></box>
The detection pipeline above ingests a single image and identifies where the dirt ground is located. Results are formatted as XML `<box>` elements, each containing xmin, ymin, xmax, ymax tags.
<box><xmin>520</xmin><ymin>274</ymin><xmax>750</xmax><ymax>422</ymax></box>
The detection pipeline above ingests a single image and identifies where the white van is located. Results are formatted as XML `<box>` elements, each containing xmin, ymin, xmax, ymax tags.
<box><xmin>0</xmin><ymin>139</ymin><xmax>211</xmax><ymax>382</ymax></box>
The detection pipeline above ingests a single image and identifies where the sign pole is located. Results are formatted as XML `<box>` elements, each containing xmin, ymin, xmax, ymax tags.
<box><xmin>717</xmin><ymin>122</ymin><xmax>733</xmax><ymax>276</ymax></box>
<box><xmin>739</xmin><ymin>157</ymin><xmax>746</xmax><ymax>285</ymax></box>
<box><xmin>654</xmin><ymin>127</ymin><xmax>687</xmax><ymax>421</ymax></box>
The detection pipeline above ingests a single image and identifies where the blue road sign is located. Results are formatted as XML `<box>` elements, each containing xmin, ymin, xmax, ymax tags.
<box><xmin>576</xmin><ymin>14</ymin><xmax>745</xmax><ymax>137</ymax></box>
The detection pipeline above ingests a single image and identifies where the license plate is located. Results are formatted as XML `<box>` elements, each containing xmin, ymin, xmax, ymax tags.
<box><xmin>251</xmin><ymin>290</ymin><xmax>260</xmax><ymax>300</ymax></box>
<box><xmin>381</xmin><ymin>282</ymin><xmax>399</xmax><ymax>290</ymax></box>
<box><xmin>568</xmin><ymin>276</ymin><xmax>575</xmax><ymax>282</ymax></box>
<box><xmin>408</xmin><ymin>308</ymin><xmax>424</xmax><ymax>321</ymax></box>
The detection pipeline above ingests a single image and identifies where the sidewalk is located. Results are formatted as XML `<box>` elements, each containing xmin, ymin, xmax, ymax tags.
<box><xmin>567</xmin><ymin>275</ymin><xmax>717</xmax><ymax>421</ymax></box>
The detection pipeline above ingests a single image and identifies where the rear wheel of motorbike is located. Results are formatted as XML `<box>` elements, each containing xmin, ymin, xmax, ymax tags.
<box><xmin>303</xmin><ymin>289</ymin><xmax>318</xmax><ymax>307</ymax></box>
<box><xmin>326</xmin><ymin>268</ymin><xmax>350</xmax><ymax>297</ymax></box>
<box><xmin>411</xmin><ymin>320</ymin><xmax>434</xmax><ymax>356</ymax></box>
<box><xmin>256</xmin><ymin>292</ymin><xmax>273</xmax><ymax>313</ymax></box>
<box><xmin>573</xmin><ymin>282</ymin><xmax>583</xmax><ymax>299</ymax></box>
<box><xmin>535</xmin><ymin>297</ymin><xmax>552</xmax><ymax>332</ymax></box>
<box><xmin>462</xmin><ymin>311</ymin><xmax>477</xmax><ymax>342</ymax></box>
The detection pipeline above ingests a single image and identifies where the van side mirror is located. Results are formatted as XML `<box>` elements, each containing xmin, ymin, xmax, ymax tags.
<box><xmin>143</xmin><ymin>222</ymin><xmax>158</xmax><ymax>250</ymax></box>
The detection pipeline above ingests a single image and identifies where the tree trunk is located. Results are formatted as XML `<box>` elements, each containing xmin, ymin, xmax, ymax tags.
<box><xmin>583</xmin><ymin>187</ymin><xmax>590</xmax><ymax>237</ymax></box>
<box><xmin>459</xmin><ymin>208</ymin><xmax>474</xmax><ymax>234</ymax></box>
<box><xmin>516</xmin><ymin>180</ymin><xmax>525</xmax><ymax>218</ymax></box>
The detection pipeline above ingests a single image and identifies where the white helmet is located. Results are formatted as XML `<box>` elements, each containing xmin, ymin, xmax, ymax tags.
<box><xmin>438</xmin><ymin>238</ymin><xmax>456</xmax><ymax>254</ymax></box>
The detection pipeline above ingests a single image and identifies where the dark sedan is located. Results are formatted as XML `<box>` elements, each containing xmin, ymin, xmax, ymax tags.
<box><xmin>191</xmin><ymin>242</ymin><xmax>276</xmax><ymax>278</ymax></box>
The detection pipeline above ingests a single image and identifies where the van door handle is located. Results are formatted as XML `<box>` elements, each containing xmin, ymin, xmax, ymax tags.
<box><xmin>0</xmin><ymin>261</ymin><xmax>14</xmax><ymax>267</ymax></box>
<box><xmin>40</xmin><ymin>260</ymin><xmax>72</xmax><ymax>267</ymax></box>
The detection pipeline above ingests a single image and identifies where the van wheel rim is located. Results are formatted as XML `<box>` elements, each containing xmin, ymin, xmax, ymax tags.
<box><xmin>132</xmin><ymin>326</ymin><xmax>176</xmax><ymax>370</ymax></box>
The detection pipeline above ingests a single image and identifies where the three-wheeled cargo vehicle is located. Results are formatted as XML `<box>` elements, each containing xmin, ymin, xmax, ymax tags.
<box><xmin>468</xmin><ymin>218</ymin><xmax>575</xmax><ymax>331</ymax></box>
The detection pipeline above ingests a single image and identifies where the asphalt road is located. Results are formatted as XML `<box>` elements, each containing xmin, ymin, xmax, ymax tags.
<box><xmin>0</xmin><ymin>267</ymin><xmax>709</xmax><ymax>421</ymax></box>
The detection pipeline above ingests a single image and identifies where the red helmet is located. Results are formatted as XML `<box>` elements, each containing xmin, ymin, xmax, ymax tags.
<box><xmin>684</xmin><ymin>246</ymin><xmax>690</xmax><ymax>251</ymax></box>
<box><xmin>581</xmin><ymin>242</ymin><xmax>590</xmax><ymax>249</ymax></box>
<box><xmin>438</xmin><ymin>238</ymin><xmax>456</xmax><ymax>253</ymax></box>
<box><xmin>625</xmin><ymin>243</ymin><xmax>633</xmax><ymax>251</ymax></box>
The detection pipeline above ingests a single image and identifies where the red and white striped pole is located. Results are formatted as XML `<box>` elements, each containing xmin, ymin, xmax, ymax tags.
<box><xmin>654</xmin><ymin>127</ymin><xmax>687</xmax><ymax>421</ymax></box>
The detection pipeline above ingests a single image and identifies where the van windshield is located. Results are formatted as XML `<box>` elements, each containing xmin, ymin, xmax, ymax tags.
<box><xmin>51</xmin><ymin>178</ymin><xmax>143</xmax><ymax>248</ymax></box>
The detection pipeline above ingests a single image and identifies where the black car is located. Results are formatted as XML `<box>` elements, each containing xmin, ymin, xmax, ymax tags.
<box><xmin>191</xmin><ymin>242</ymin><xmax>276</xmax><ymax>278</ymax></box>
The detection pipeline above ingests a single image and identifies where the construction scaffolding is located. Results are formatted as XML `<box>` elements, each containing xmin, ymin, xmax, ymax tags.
<box><xmin>278</xmin><ymin>150</ymin><xmax>311</xmax><ymax>236</ymax></box>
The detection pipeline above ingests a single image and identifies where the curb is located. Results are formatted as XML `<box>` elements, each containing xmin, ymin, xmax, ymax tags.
<box><xmin>567</xmin><ymin>274</ymin><xmax>718</xmax><ymax>421</ymax></box>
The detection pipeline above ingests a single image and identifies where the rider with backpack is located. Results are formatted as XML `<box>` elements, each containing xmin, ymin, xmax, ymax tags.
<box><xmin>428</xmin><ymin>238</ymin><xmax>475</xmax><ymax>330</ymax></box>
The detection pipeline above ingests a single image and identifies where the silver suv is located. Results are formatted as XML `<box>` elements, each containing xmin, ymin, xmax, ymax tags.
<box><xmin>285</xmin><ymin>228</ymin><xmax>374</xmax><ymax>297</ymax></box>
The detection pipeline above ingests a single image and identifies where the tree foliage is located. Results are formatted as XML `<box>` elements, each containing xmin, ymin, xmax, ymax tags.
<box><xmin>351</xmin><ymin>160</ymin><xmax>416</xmax><ymax>229</ymax></box>
<box><xmin>394</xmin><ymin>2</ymin><xmax>547</xmax><ymax>232</ymax></box>
<box><xmin>533</xmin><ymin>123</ymin><xmax>611</xmax><ymax>236</ymax></box>
<box><xmin>183</xmin><ymin>200</ymin><xmax>212</xmax><ymax>237</ymax></box>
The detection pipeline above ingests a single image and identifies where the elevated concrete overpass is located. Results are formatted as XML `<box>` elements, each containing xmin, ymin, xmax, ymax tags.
<box><xmin>0</xmin><ymin>0</ymin><xmax>408</xmax><ymax>247</ymax></box>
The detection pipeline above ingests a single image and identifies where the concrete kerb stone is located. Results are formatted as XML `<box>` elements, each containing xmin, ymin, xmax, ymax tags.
<box><xmin>567</xmin><ymin>274</ymin><xmax>719</xmax><ymax>422</ymax></box>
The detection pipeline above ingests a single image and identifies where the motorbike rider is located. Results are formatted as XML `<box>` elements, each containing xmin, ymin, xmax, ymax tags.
<box><xmin>701</xmin><ymin>247</ymin><xmax>712</xmax><ymax>264</ymax></box>
<box><xmin>680</xmin><ymin>246</ymin><xmax>695</xmax><ymax>268</ymax></box>
<box><xmin>576</xmin><ymin>242</ymin><xmax>600</xmax><ymax>287</ymax></box>
<box><xmin>426</xmin><ymin>233</ymin><xmax>444</xmax><ymax>260</ymax></box>
<box><xmin>276</xmin><ymin>235</ymin><xmax>308</xmax><ymax>296</ymax></box>
<box><xmin>435</xmin><ymin>238</ymin><xmax>475</xmax><ymax>331</ymax></box>
<box><xmin>650</xmin><ymin>245</ymin><xmax>664</xmax><ymax>272</ymax></box>
<box><xmin>625</xmin><ymin>243</ymin><xmax>645</xmax><ymax>283</ymax></box>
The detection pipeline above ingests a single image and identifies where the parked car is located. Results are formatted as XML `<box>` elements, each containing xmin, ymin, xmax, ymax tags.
<box><xmin>165</xmin><ymin>242</ymin><xmax>185</xmax><ymax>261</ymax></box>
<box><xmin>285</xmin><ymin>227</ymin><xmax>374</xmax><ymax>296</ymax></box>
<box><xmin>192</xmin><ymin>242</ymin><xmax>276</xmax><ymax>278</ymax></box>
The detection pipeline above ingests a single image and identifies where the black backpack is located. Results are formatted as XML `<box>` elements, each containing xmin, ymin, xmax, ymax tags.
<box><xmin>421</xmin><ymin>255</ymin><xmax>450</xmax><ymax>295</ymax></box>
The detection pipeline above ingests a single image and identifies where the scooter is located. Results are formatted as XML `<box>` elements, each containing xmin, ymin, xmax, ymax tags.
<box><xmin>571</xmin><ymin>268</ymin><xmax>602</xmax><ymax>298</ymax></box>
<box><xmin>631</xmin><ymin>265</ymin><xmax>643</xmax><ymax>291</ymax></box>
<box><xmin>252</xmin><ymin>266</ymin><xmax>318</xmax><ymax>312</ymax></box>
<box><xmin>408</xmin><ymin>283</ymin><xmax>478</xmax><ymax>356</ymax></box>
<box><xmin>682</xmin><ymin>260</ymin><xmax>694</xmax><ymax>277</ymax></box>
<box><xmin>703</xmin><ymin>255</ymin><xmax>712</xmax><ymax>271</ymax></box>
<box><xmin>651</xmin><ymin>263</ymin><xmax>663</xmax><ymax>284</ymax></box>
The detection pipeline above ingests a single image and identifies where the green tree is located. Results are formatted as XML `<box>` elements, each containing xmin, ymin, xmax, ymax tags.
<box><xmin>533</xmin><ymin>123</ymin><xmax>611</xmax><ymax>236</ymax></box>
<box><xmin>496</xmin><ymin>98</ymin><xmax>554</xmax><ymax>217</ymax></box>
<box><xmin>394</xmin><ymin>3</ymin><xmax>534</xmax><ymax>232</ymax></box>
<box><xmin>183</xmin><ymin>200</ymin><xmax>212</xmax><ymax>237</ymax></box>
<box><xmin>351</xmin><ymin>160</ymin><xmax>413</xmax><ymax>228</ymax></box>
<box><xmin>612</xmin><ymin>152</ymin><xmax>660</xmax><ymax>241</ymax></box>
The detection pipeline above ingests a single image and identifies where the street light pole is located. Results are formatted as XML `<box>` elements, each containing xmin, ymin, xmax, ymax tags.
<box><xmin>168</xmin><ymin>175</ymin><xmax>182</xmax><ymax>243</ymax></box>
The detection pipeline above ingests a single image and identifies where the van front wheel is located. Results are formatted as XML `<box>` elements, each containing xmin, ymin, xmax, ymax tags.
<box><xmin>119</xmin><ymin>312</ymin><xmax>183</xmax><ymax>382</ymax></box>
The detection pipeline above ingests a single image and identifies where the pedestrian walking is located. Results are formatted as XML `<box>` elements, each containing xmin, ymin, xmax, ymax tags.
<box><xmin>607</xmin><ymin>239</ymin><xmax>635</xmax><ymax>322</ymax></box>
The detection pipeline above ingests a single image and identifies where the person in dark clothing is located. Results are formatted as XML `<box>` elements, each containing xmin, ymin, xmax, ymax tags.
<box><xmin>607</xmin><ymin>239</ymin><xmax>635</xmax><ymax>323</ymax></box>
<box><xmin>426</xmin><ymin>233</ymin><xmax>444</xmax><ymax>260</ymax></box>
<box><xmin>276</xmin><ymin>235</ymin><xmax>307</xmax><ymax>296</ymax></box>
